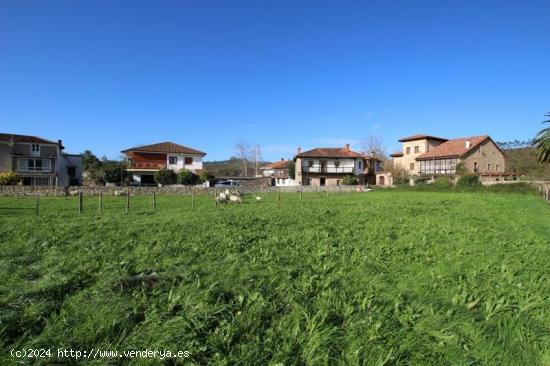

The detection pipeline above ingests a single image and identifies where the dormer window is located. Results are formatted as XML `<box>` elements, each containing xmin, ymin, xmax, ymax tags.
<box><xmin>31</xmin><ymin>144</ymin><xmax>40</xmax><ymax>152</ymax></box>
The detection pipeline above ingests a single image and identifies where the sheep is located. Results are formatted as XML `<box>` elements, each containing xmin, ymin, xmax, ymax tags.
<box><xmin>216</xmin><ymin>192</ymin><xmax>228</xmax><ymax>204</ymax></box>
<box><xmin>229</xmin><ymin>195</ymin><xmax>242</xmax><ymax>203</ymax></box>
<box><xmin>255</xmin><ymin>196</ymin><xmax>262</xmax><ymax>202</ymax></box>
<box><xmin>114</xmin><ymin>190</ymin><xmax>128</xmax><ymax>197</ymax></box>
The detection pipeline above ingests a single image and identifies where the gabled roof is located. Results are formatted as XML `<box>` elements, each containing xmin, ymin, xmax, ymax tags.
<box><xmin>121</xmin><ymin>141</ymin><xmax>206</xmax><ymax>156</ymax></box>
<box><xmin>261</xmin><ymin>159</ymin><xmax>289</xmax><ymax>169</ymax></box>
<box><xmin>296</xmin><ymin>147</ymin><xmax>364</xmax><ymax>158</ymax></box>
<box><xmin>398</xmin><ymin>134</ymin><xmax>448</xmax><ymax>143</ymax></box>
<box><xmin>0</xmin><ymin>133</ymin><xmax>58</xmax><ymax>145</ymax></box>
<box><xmin>390</xmin><ymin>152</ymin><xmax>404</xmax><ymax>157</ymax></box>
<box><xmin>416</xmin><ymin>135</ymin><xmax>497</xmax><ymax>160</ymax></box>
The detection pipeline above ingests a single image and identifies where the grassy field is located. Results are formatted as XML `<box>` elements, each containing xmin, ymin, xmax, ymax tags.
<box><xmin>1</xmin><ymin>190</ymin><xmax>549</xmax><ymax>365</ymax></box>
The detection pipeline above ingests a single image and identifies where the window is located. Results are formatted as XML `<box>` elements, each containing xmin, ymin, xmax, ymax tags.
<box><xmin>406</xmin><ymin>147</ymin><xmax>411</xmax><ymax>154</ymax></box>
<box><xmin>31</xmin><ymin>144</ymin><xmax>40</xmax><ymax>152</ymax></box>
<box><xmin>496</xmin><ymin>164</ymin><xmax>500</xmax><ymax>172</ymax></box>
<box><xmin>334</xmin><ymin>161</ymin><xmax>340</xmax><ymax>168</ymax></box>
<box><xmin>20</xmin><ymin>158</ymin><xmax>51</xmax><ymax>171</ymax></box>
<box><xmin>358</xmin><ymin>161</ymin><xmax>362</xmax><ymax>170</ymax></box>
<box><xmin>169</xmin><ymin>156</ymin><xmax>178</xmax><ymax>165</ymax></box>
<box><xmin>308</xmin><ymin>160</ymin><xmax>314</xmax><ymax>167</ymax></box>
<box><xmin>336</xmin><ymin>180</ymin><xmax>341</xmax><ymax>186</ymax></box>
<box><xmin>67</xmin><ymin>166</ymin><xmax>76</xmax><ymax>178</ymax></box>
<box><xmin>419</xmin><ymin>158</ymin><xmax>458</xmax><ymax>174</ymax></box>
<box><xmin>410</xmin><ymin>163</ymin><xmax>415</xmax><ymax>170</ymax></box>
<box><xmin>474</xmin><ymin>162</ymin><xmax>478</xmax><ymax>173</ymax></box>
<box><xmin>414</xmin><ymin>146</ymin><xmax>419</xmax><ymax>153</ymax></box>
<box><xmin>184</xmin><ymin>157</ymin><xmax>193</xmax><ymax>165</ymax></box>
<box><xmin>487</xmin><ymin>163</ymin><xmax>491</xmax><ymax>171</ymax></box>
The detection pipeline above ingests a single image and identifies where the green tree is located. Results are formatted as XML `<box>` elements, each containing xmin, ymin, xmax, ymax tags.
<box><xmin>534</xmin><ymin>112</ymin><xmax>550</xmax><ymax>163</ymax></box>
<box><xmin>103</xmin><ymin>162</ymin><xmax>128</xmax><ymax>184</ymax></box>
<box><xmin>287</xmin><ymin>160</ymin><xmax>296</xmax><ymax>180</ymax></box>
<box><xmin>154</xmin><ymin>168</ymin><xmax>177</xmax><ymax>185</ymax></box>
<box><xmin>0</xmin><ymin>172</ymin><xmax>19</xmax><ymax>185</ymax></box>
<box><xmin>82</xmin><ymin>150</ymin><xmax>102</xmax><ymax>172</ymax></box>
<box><xmin>457</xmin><ymin>174</ymin><xmax>482</xmax><ymax>188</ymax></box>
<box><xmin>177</xmin><ymin>169</ymin><xmax>197</xmax><ymax>185</ymax></box>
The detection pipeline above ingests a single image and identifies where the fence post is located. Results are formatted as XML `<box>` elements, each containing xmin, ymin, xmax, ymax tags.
<box><xmin>35</xmin><ymin>195</ymin><xmax>40</xmax><ymax>216</ymax></box>
<box><xmin>277</xmin><ymin>189</ymin><xmax>280</xmax><ymax>202</ymax></box>
<box><xmin>126</xmin><ymin>188</ymin><xmax>130</xmax><ymax>214</ymax></box>
<box><xmin>152</xmin><ymin>191</ymin><xmax>156</xmax><ymax>210</ymax></box>
<box><xmin>192</xmin><ymin>190</ymin><xmax>195</xmax><ymax>209</ymax></box>
<box><xmin>300</xmin><ymin>187</ymin><xmax>303</xmax><ymax>202</ymax></box>
<box><xmin>78</xmin><ymin>191</ymin><xmax>83</xmax><ymax>214</ymax></box>
<box><xmin>326</xmin><ymin>188</ymin><xmax>329</xmax><ymax>198</ymax></box>
<box><xmin>98</xmin><ymin>192</ymin><xmax>102</xmax><ymax>213</ymax></box>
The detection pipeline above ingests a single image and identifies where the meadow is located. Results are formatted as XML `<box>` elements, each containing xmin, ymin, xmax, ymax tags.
<box><xmin>0</xmin><ymin>190</ymin><xmax>549</xmax><ymax>365</ymax></box>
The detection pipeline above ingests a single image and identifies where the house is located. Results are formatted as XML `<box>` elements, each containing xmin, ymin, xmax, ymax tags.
<box><xmin>122</xmin><ymin>141</ymin><xmax>206</xmax><ymax>185</ymax></box>
<box><xmin>391</xmin><ymin>134</ymin><xmax>506</xmax><ymax>176</ymax></box>
<box><xmin>294</xmin><ymin>144</ymin><xmax>382</xmax><ymax>186</ymax></box>
<box><xmin>260</xmin><ymin>159</ymin><xmax>296</xmax><ymax>187</ymax></box>
<box><xmin>0</xmin><ymin>133</ymin><xmax>82</xmax><ymax>186</ymax></box>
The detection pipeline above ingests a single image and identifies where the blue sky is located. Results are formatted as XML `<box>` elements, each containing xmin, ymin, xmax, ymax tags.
<box><xmin>1</xmin><ymin>0</ymin><xmax>549</xmax><ymax>161</ymax></box>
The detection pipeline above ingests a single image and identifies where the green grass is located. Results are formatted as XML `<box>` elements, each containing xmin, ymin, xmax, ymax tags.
<box><xmin>1</xmin><ymin>191</ymin><xmax>549</xmax><ymax>365</ymax></box>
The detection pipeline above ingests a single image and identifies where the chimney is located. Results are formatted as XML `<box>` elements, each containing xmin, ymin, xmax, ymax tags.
<box><xmin>345</xmin><ymin>143</ymin><xmax>350</xmax><ymax>151</ymax></box>
<box><xmin>465</xmin><ymin>139</ymin><xmax>471</xmax><ymax>149</ymax></box>
<box><xmin>58</xmin><ymin>139</ymin><xmax>64</xmax><ymax>151</ymax></box>
<box><xmin>297</xmin><ymin>147</ymin><xmax>302</xmax><ymax>154</ymax></box>
<box><xmin>280</xmin><ymin>158</ymin><xmax>284</xmax><ymax>161</ymax></box>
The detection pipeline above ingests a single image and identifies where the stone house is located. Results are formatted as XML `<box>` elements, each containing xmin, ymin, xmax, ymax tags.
<box><xmin>391</xmin><ymin>134</ymin><xmax>506</xmax><ymax>177</ymax></box>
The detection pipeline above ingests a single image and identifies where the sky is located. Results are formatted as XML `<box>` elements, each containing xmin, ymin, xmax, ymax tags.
<box><xmin>1</xmin><ymin>0</ymin><xmax>549</xmax><ymax>161</ymax></box>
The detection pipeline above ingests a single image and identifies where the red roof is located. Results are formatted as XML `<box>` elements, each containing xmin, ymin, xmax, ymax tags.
<box><xmin>296</xmin><ymin>147</ymin><xmax>364</xmax><ymax>158</ymax></box>
<box><xmin>0</xmin><ymin>133</ymin><xmax>58</xmax><ymax>145</ymax></box>
<box><xmin>390</xmin><ymin>152</ymin><xmax>404</xmax><ymax>157</ymax></box>
<box><xmin>398</xmin><ymin>134</ymin><xmax>448</xmax><ymax>143</ymax></box>
<box><xmin>261</xmin><ymin>159</ymin><xmax>289</xmax><ymax>169</ymax></box>
<box><xmin>122</xmin><ymin>141</ymin><xmax>206</xmax><ymax>155</ymax></box>
<box><xmin>416</xmin><ymin>135</ymin><xmax>491</xmax><ymax>160</ymax></box>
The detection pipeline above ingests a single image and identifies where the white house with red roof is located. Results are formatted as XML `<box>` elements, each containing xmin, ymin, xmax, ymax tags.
<box><xmin>122</xmin><ymin>141</ymin><xmax>206</xmax><ymax>185</ymax></box>
<box><xmin>260</xmin><ymin>159</ymin><xmax>297</xmax><ymax>187</ymax></box>
<box><xmin>294</xmin><ymin>144</ymin><xmax>382</xmax><ymax>186</ymax></box>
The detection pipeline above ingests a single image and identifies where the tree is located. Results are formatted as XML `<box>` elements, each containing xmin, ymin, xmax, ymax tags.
<box><xmin>0</xmin><ymin>172</ymin><xmax>19</xmax><ymax>185</ymax></box>
<box><xmin>233</xmin><ymin>140</ymin><xmax>251</xmax><ymax>177</ymax></box>
<box><xmin>154</xmin><ymin>169</ymin><xmax>177</xmax><ymax>185</ymax></box>
<box><xmin>251</xmin><ymin>144</ymin><xmax>262</xmax><ymax>176</ymax></box>
<box><xmin>534</xmin><ymin>113</ymin><xmax>550</xmax><ymax>163</ymax></box>
<box><xmin>82</xmin><ymin>150</ymin><xmax>102</xmax><ymax>172</ymax></box>
<box><xmin>103</xmin><ymin>161</ymin><xmax>128</xmax><ymax>184</ymax></box>
<box><xmin>287</xmin><ymin>160</ymin><xmax>296</xmax><ymax>180</ymax></box>
<box><xmin>197</xmin><ymin>169</ymin><xmax>211</xmax><ymax>183</ymax></box>
<box><xmin>360</xmin><ymin>135</ymin><xmax>387</xmax><ymax>159</ymax></box>
<box><xmin>177</xmin><ymin>169</ymin><xmax>197</xmax><ymax>185</ymax></box>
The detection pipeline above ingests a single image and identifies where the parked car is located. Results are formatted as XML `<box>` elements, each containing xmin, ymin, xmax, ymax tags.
<box><xmin>215</xmin><ymin>180</ymin><xmax>240</xmax><ymax>187</ymax></box>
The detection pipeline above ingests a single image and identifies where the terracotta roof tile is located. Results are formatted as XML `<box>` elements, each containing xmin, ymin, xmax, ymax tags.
<box><xmin>416</xmin><ymin>135</ymin><xmax>489</xmax><ymax>160</ymax></box>
<box><xmin>296</xmin><ymin>147</ymin><xmax>364</xmax><ymax>158</ymax></box>
<box><xmin>122</xmin><ymin>141</ymin><xmax>206</xmax><ymax>155</ymax></box>
<box><xmin>261</xmin><ymin>160</ymin><xmax>289</xmax><ymax>169</ymax></box>
<box><xmin>0</xmin><ymin>133</ymin><xmax>58</xmax><ymax>145</ymax></box>
<box><xmin>398</xmin><ymin>134</ymin><xmax>448</xmax><ymax>142</ymax></box>
<box><xmin>390</xmin><ymin>152</ymin><xmax>404</xmax><ymax>157</ymax></box>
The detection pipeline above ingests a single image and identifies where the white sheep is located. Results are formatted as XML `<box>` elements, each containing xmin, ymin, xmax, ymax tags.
<box><xmin>229</xmin><ymin>195</ymin><xmax>242</xmax><ymax>203</ymax></box>
<box><xmin>255</xmin><ymin>196</ymin><xmax>262</xmax><ymax>202</ymax></box>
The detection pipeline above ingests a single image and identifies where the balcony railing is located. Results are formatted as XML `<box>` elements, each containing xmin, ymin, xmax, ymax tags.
<box><xmin>302</xmin><ymin>166</ymin><xmax>355</xmax><ymax>173</ymax></box>
<box><xmin>129</xmin><ymin>162</ymin><xmax>167</xmax><ymax>169</ymax></box>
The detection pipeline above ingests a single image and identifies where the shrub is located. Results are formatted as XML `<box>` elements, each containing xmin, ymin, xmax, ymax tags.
<box><xmin>0</xmin><ymin>172</ymin><xmax>19</xmax><ymax>185</ymax></box>
<box><xmin>197</xmin><ymin>169</ymin><xmax>212</xmax><ymax>183</ymax></box>
<box><xmin>287</xmin><ymin>160</ymin><xmax>296</xmax><ymax>180</ymax></box>
<box><xmin>154</xmin><ymin>169</ymin><xmax>177</xmax><ymax>185</ymax></box>
<box><xmin>177</xmin><ymin>169</ymin><xmax>198</xmax><ymax>185</ymax></box>
<box><xmin>342</xmin><ymin>175</ymin><xmax>358</xmax><ymax>185</ymax></box>
<box><xmin>457</xmin><ymin>174</ymin><xmax>482</xmax><ymax>188</ymax></box>
<box><xmin>433</xmin><ymin>176</ymin><xmax>452</xmax><ymax>188</ymax></box>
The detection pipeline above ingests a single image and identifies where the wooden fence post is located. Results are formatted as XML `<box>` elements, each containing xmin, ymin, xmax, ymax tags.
<box><xmin>152</xmin><ymin>191</ymin><xmax>156</xmax><ymax>210</ymax></box>
<box><xmin>277</xmin><ymin>189</ymin><xmax>280</xmax><ymax>202</ymax></box>
<box><xmin>126</xmin><ymin>189</ymin><xmax>130</xmax><ymax>214</ymax></box>
<box><xmin>35</xmin><ymin>195</ymin><xmax>40</xmax><ymax>216</ymax></box>
<box><xmin>78</xmin><ymin>191</ymin><xmax>83</xmax><ymax>214</ymax></box>
<box><xmin>192</xmin><ymin>190</ymin><xmax>195</xmax><ymax>209</ymax></box>
<box><xmin>300</xmin><ymin>187</ymin><xmax>303</xmax><ymax>202</ymax></box>
<box><xmin>98</xmin><ymin>192</ymin><xmax>102</xmax><ymax>213</ymax></box>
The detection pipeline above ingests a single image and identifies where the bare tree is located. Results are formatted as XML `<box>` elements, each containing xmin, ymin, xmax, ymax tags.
<box><xmin>233</xmin><ymin>140</ymin><xmax>250</xmax><ymax>177</ymax></box>
<box><xmin>251</xmin><ymin>144</ymin><xmax>262</xmax><ymax>176</ymax></box>
<box><xmin>360</xmin><ymin>135</ymin><xmax>387</xmax><ymax>159</ymax></box>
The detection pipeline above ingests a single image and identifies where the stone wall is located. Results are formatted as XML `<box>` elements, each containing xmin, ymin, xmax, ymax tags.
<box><xmin>0</xmin><ymin>184</ymin><xmax>366</xmax><ymax>197</ymax></box>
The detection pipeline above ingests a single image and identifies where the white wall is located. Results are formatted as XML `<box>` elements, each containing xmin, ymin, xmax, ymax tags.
<box><xmin>166</xmin><ymin>154</ymin><xmax>203</xmax><ymax>172</ymax></box>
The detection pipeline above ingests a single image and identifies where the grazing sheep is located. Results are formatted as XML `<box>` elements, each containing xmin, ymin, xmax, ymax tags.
<box><xmin>114</xmin><ymin>190</ymin><xmax>128</xmax><ymax>197</ymax></box>
<box><xmin>216</xmin><ymin>193</ymin><xmax>228</xmax><ymax>204</ymax></box>
<box><xmin>229</xmin><ymin>195</ymin><xmax>242</xmax><ymax>203</ymax></box>
<box><xmin>256</xmin><ymin>196</ymin><xmax>262</xmax><ymax>202</ymax></box>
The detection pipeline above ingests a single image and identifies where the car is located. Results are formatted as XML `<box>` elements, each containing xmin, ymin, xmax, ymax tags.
<box><xmin>214</xmin><ymin>180</ymin><xmax>240</xmax><ymax>187</ymax></box>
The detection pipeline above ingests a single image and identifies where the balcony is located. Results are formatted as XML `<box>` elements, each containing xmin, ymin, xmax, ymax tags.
<box><xmin>129</xmin><ymin>162</ymin><xmax>167</xmax><ymax>170</ymax></box>
<box><xmin>302</xmin><ymin>166</ymin><xmax>355</xmax><ymax>174</ymax></box>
